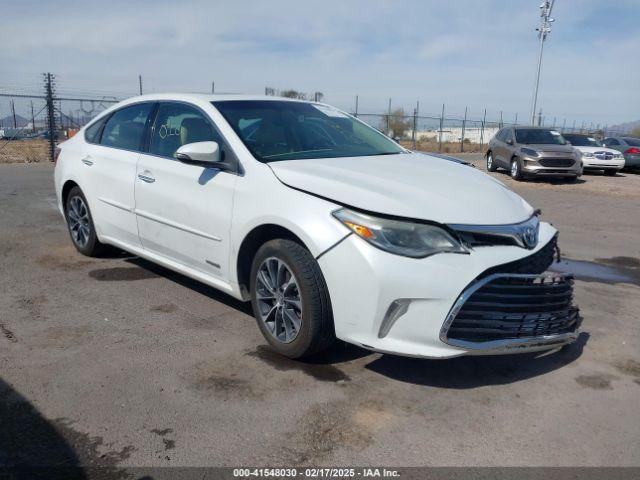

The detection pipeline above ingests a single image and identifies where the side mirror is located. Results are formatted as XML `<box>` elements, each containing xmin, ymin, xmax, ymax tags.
<box><xmin>174</xmin><ymin>141</ymin><xmax>230</xmax><ymax>169</ymax></box>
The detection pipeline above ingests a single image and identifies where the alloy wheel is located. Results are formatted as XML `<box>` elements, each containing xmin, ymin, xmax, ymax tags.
<box><xmin>487</xmin><ymin>155</ymin><xmax>493</xmax><ymax>170</ymax></box>
<box><xmin>255</xmin><ymin>257</ymin><xmax>303</xmax><ymax>343</ymax></box>
<box><xmin>511</xmin><ymin>160</ymin><xmax>519</xmax><ymax>178</ymax></box>
<box><xmin>67</xmin><ymin>196</ymin><xmax>90</xmax><ymax>248</ymax></box>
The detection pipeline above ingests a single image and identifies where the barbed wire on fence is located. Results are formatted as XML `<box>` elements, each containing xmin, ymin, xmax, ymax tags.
<box><xmin>1</xmin><ymin>74</ymin><xmax>637</xmax><ymax>162</ymax></box>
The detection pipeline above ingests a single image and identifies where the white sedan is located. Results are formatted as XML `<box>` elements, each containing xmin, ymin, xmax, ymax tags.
<box><xmin>54</xmin><ymin>94</ymin><xmax>580</xmax><ymax>358</ymax></box>
<box><xmin>563</xmin><ymin>133</ymin><xmax>625</xmax><ymax>175</ymax></box>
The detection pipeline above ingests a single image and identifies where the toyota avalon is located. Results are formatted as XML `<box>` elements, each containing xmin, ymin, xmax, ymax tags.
<box><xmin>54</xmin><ymin>95</ymin><xmax>581</xmax><ymax>358</ymax></box>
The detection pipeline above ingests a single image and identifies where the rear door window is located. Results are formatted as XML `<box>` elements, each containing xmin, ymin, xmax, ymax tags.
<box><xmin>100</xmin><ymin>103</ymin><xmax>154</xmax><ymax>151</ymax></box>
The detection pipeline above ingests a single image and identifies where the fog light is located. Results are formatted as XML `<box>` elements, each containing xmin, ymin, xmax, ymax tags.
<box><xmin>378</xmin><ymin>299</ymin><xmax>411</xmax><ymax>338</ymax></box>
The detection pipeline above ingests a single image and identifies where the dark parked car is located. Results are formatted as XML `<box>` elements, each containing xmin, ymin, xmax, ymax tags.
<box><xmin>602</xmin><ymin>137</ymin><xmax>640</xmax><ymax>170</ymax></box>
<box><xmin>486</xmin><ymin>126</ymin><xmax>582</xmax><ymax>181</ymax></box>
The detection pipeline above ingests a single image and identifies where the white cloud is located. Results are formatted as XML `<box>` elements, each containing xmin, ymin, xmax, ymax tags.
<box><xmin>1</xmin><ymin>0</ymin><xmax>638</xmax><ymax>124</ymax></box>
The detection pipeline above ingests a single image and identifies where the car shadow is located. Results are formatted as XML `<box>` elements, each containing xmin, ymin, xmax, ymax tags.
<box><xmin>363</xmin><ymin>332</ymin><xmax>589</xmax><ymax>388</ymax></box>
<box><xmin>124</xmin><ymin>256</ymin><xmax>253</xmax><ymax>315</ymax></box>
<box><xmin>115</xmin><ymin>255</ymin><xmax>588</xmax><ymax>386</ymax></box>
<box><xmin>0</xmin><ymin>379</ymin><xmax>84</xmax><ymax>478</ymax></box>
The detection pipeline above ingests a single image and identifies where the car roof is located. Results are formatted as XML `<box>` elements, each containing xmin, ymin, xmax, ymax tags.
<box><xmin>118</xmin><ymin>93</ymin><xmax>315</xmax><ymax>104</ymax></box>
<box><xmin>512</xmin><ymin>125</ymin><xmax>557</xmax><ymax>130</ymax></box>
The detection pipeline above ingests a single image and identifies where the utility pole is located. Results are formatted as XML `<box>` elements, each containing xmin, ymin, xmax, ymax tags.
<box><xmin>460</xmin><ymin>106</ymin><xmax>468</xmax><ymax>153</ymax></box>
<box><xmin>31</xmin><ymin>101</ymin><xmax>36</xmax><ymax>133</ymax></box>
<box><xmin>386</xmin><ymin>98</ymin><xmax>392</xmax><ymax>135</ymax></box>
<box><xmin>44</xmin><ymin>72</ymin><xmax>57</xmax><ymax>162</ymax></box>
<box><xmin>211</xmin><ymin>82</ymin><xmax>215</xmax><ymax>94</ymax></box>
<box><xmin>480</xmin><ymin>108</ymin><xmax>487</xmax><ymax>148</ymax></box>
<box><xmin>139</xmin><ymin>75</ymin><xmax>143</xmax><ymax>95</ymax></box>
<box><xmin>354</xmin><ymin>95</ymin><xmax>359</xmax><ymax>117</ymax></box>
<box><xmin>10</xmin><ymin>99</ymin><xmax>17</xmax><ymax>128</ymax></box>
<box><xmin>438</xmin><ymin>103</ymin><xmax>445</xmax><ymax>152</ymax></box>
<box><xmin>411</xmin><ymin>102</ymin><xmax>420</xmax><ymax>150</ymax></box>
<box><xmin>530</xmin><ymin>0</ymin><xmax>556</xmax><ymax>124</ymax></box>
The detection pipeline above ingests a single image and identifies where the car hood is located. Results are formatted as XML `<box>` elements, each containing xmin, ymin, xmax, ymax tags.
<box><xmin>571</xmin><ymin>146</ymin><xmax>620</xmax><ymax>154</ymax></box>
<box><xmin>523</xmin><ymin>144</ymin><xmax>576</xmax><ymax>154</ymax></box>
<box><xmin>269</xmin><ymin>152</ymin><xmax>534</xmax><ymax>225</ymax></box>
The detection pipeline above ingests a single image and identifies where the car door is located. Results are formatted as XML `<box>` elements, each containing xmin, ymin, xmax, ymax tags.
<box><xmin>493</xmin><ymin>129</ymin><xmax>509</xmax><ymax>166</ymax></box>
<box><xmin>82</xmin><ymin>102</ymin><xmax>154</xmax><ymax>248</ymax></box>
<box><xmin>134</xmin><ymin>101</ymin><xmax>238</xmax><ymax>280</ymax></box>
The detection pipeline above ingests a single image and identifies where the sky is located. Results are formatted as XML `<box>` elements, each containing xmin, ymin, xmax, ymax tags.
<box><xmin>1</xmin><ymin>0</ymin><xmax>639</xmax><ymax>126</ymax></box>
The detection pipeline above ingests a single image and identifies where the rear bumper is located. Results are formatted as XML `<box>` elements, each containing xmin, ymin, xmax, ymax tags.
<box><xmin>623</xmin><ymin>154</ymin><xmax>640</xmax><ymax>168</ymax></box>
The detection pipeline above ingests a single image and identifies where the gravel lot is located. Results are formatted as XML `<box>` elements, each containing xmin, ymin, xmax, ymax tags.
<box><xmin>1</xmin><ymin>157</ymin><xmax>639</xmax><ymax>473</ymax></box>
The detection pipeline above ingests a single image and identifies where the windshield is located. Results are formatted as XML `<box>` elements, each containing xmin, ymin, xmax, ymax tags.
<box><xmin>515</xmin><ymin>128</ymin><xmax>567</xmax><ymax>145</ymax></box>
<box><xmin>563</xmin><ymin>134</ymin><xmax>602</xmax><ymax>147</ymax></box>
<box><xmin>213</xmin><ymin>100</ymin><xmax>404</xmax><ymax>162</ymax></box>
<box><xmin>624</xmin><ymin>138</ymin><xmax>640</xmax><ymax>147</ymax></box>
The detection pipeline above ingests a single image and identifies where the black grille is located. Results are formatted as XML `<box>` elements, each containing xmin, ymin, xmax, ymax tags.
<box><xmin>539</xmin><ymin>158</ymin><xmax>574</xmax><ymax>167</ymax></box>
<box><xmin>483</xmin><ymin>235</ymin><xmax>557</xmax><ymax>276</ymax></box>
<box><xmin>446</xmin><ymin>275</ymin><xmax>580</xmax><ymax>343</ymax></box>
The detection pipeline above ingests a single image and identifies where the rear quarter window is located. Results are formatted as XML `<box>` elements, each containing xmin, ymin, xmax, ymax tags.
<box><xmin>84</xmin><ymin>115</ymin><xmax>109</xmax><ymax>144</ymax></box>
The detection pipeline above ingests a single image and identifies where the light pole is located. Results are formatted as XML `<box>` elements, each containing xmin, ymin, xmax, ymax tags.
<box><xmin>530</xmin><ymin>0</ymin><xmax>556</xmax><ymax>125</ymax></box>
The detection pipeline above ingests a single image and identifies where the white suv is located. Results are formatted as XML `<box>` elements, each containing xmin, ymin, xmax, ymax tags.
<box><xmin>54</xmin><ymin>94</ymin><xmax>581</xmax><ymax>358</ymax></box>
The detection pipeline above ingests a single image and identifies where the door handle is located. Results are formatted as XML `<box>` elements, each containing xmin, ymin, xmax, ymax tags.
<box><xmin>138</xmin><ymin>172</ymin><xmax>155</xmax><ymax>183</ymax></box>
<box><xmin>81</xmin><ymin>155</ymin><xmax>93</xmax><ymax>166</ymax></box>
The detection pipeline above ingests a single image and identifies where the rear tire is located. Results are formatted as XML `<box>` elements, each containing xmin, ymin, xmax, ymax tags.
<box><xmin>486</xmin><ymin>152</ymin><xmax>497</xmax><ymax>172</ymax></box>
<box><xmin>250</xmin><ymin>239</ymin><xmax>335</xmax><ymax>358</ymax></box>
<box><xmin>64</xmin><ymin>186</ymin><xmax>106</xmax><ymax>257</ymax></box>
<box><xmin>510</xmin><ymin>157</ymin><xmax>524</xmax><ymax>181</ymax></box>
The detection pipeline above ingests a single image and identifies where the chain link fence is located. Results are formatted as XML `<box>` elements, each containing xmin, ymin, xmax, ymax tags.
<box><xmin>0</xmin><ymin>74</ymin><xmax>119</xmax><ymax>163</ymax></box>
<box><xmin>1</xmin><ymin>74</ymin><xmax>637</xmax><ymax>163</ymax></box>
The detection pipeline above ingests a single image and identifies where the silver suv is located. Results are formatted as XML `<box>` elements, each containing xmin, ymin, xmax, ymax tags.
<box><xmin>486</xmin><ymin>126</ymin><xmax>582</xmax><ymax>181</ymax></box>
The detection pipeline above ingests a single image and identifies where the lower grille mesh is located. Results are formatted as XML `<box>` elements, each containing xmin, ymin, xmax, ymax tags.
<box><xmin>446</xmin><ymin>274</ymin><xmax>580</xmax><ymax>343</ymax></box>
<box><xmin>539</xmin><ymin>158</ymin><xmax>575</xmax><ymax>167</ymax></box>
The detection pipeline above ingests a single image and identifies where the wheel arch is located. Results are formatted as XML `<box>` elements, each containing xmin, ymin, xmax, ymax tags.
<box><xmin>235</xmin><ymin>223</ymin><xmax>309</xmax><ymax>299</ymax></box>
<box><xmin>61</xmin><ymin>180</ymin><xmax>80</xmax><ymax>210</ymax></box>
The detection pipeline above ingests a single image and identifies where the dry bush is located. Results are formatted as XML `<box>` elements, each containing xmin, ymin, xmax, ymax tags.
<box><xmin>0</xmin><ymin>140</ymin><xmax>49</xmax><ymax>164</ymax></box>
<box><xmin>400</xmin><ymin>139</ymin><xmax>486</xmax><ymax>154</ymax></box>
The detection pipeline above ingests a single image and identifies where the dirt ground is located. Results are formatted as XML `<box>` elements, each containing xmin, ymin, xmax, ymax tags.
<box><xmin>1</xmin><ymin>160</ymin><xmax>639</xmax><ymax>475</ymax></box>
<box><xmin>0</xmin><ymin>139</ymin><xmax>49</xmax><ymax>163</ymax></box>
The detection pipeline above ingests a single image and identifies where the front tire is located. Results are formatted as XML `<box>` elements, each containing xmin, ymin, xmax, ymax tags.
<box><xmin>65</xmin><ymin>186</ymin><xmax>106</xmax><ymax>257</ymax></box>
<box><xmin>486</xmin><ymin>152</ymin><xmax>497</xmax><ymax>172</ymax></box>
<box><xmin>250</xmin><ymin>239</ymin><xmax>335</xmax><ymax>358</ymax></box>
<box><xmin>510</xmin><ymin>157</ymin><xmax>524</xmax><ymax>181</ymax></box>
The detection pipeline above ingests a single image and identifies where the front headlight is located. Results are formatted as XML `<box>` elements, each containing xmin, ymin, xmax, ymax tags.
<box><xmin>614</xmin><ymin>153</ymin><xmax>623</xmax><ymax>159</ymax></box>
<box><xmin>581</xmin><ymin>151</ymin><xmax>595</xmax><ymax>158</ymax></box>
<box><xmin>521</xmin><ymin>147</ymin><xmax>539</xmax><ymax>157</ymax></box>
<box><xmin>332</xmin><ymin>208</ymin><xmax>467</xmax><ymax>258</ymax></box>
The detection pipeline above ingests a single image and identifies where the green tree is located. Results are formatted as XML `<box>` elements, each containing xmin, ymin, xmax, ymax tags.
<box><xmin>380</xmin><ymin>108</ymin><xmax>412</xmax><ymax>138</ymax></box>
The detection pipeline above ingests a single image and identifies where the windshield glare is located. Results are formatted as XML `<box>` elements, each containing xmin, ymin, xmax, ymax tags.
<box><xmin>515</xmin><ymin>128</ymin><xmax>568</xmax><ymax>145</ymax></box>
<box><xmin>563</xmin><ymin>135</ymin><xmax>602</xmax><ymax>147</ymax></box>
<box><xmin>213</xmin><ymin>100</ymin><xmax>404</xmax><ymax>162</ymax></box>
